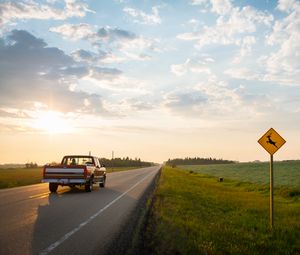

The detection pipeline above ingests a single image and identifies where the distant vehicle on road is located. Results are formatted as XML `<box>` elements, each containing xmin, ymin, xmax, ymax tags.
<box><xmin>42</xmin><ymin>155</ymin><xmax>106</xmax><ymax>192</ymax></box>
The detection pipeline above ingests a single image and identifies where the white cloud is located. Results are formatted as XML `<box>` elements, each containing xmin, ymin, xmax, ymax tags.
<box><xmin>118</xmin><ymin>36</ymin><xmax>159</xmax><ymax>53</ymax></box>
<box><xmin>170</xmin><ymin>63</ymin><xmax>187</xmax><ymax>76</ymax></box>
<box><xmin>233</xmin><ymin>36</ymin><xmax>256</xmax><ymax>63</ymax></box>
<box><xmin>90</xmin><ymin>67</ymin><xmax>122</xmax><ymax>81</ymax></box>
<box><xmin>263</xmin><ymin>0</ymin><xmax>300</xmax><ymax>85</ymax></box>
<box><xmin>123</xmin><ymin>6</ymin><xmax>162</xmax><ymax>25</ymax></box>
<box><xmin>176</xmin><ymin>32</ymin><xmax>202</xmax><ymax>41</ymax></box>
<box><xmin>49</xmin><ymin>23</ymin><xmax>94</xmax><ymax>40</ymax></box>
<box><xmin>184</xmin><ymin>1</ymin><xmax>298</xmax><ymax>86</ymax></box>
<box><xmin>85</xmin><ymin>74</ymin><xmax>147</xmax><ymax>95</ymax></box>
<box><xmin>178</xmin><ymin>4</ymin><xmax>273</xmax><ymax>49</ymax></box>
<box><xmin>170</xmin><ymin>58</ymin><xmax>212</xmax><ymax>76</ymax></box>
<box><xmin>277</xmin><ymin>0</ymin><xmax>299</xmax><ymax>12</ymax></box>
<box><xmin>0</xmin><ymin>0</ymin><xmax>93</xmax><ymax>28</ymax></box>
<box><xmin>163</xmin><ymin>79</ymin><xmax>240</xmax><ymax>118</ymax></box>
<box><xmin>190</xmin><ymin>0</ymin><xmax>233</xmax><ymax>15</ymax></box>
<box><xmin>164</xmin><ymin>66</ymin><xmax>278</xmax><ymax>122</ymax></box>
<box><xmin>190</xmin><ymin>0</ymin><xmax>208</xmax><ymax>5</ymax></box>
<box><xmin>49</xmin><ymin>24</ymin><xmax>158</xmax><ymax>62</ymax></box>
<box><xmin>211</xmin><ymin>0</ymin><xmax>233</xmax><ymax>15</ymax></box>
<box><xmin>224</xmin><ymin>67</ymin><xmax>261</xmax><ymax>80</ymax></box>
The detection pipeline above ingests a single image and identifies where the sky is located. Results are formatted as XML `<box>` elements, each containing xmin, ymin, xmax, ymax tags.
<box><xmin>0</xmin><ymin>0</ymin><xmax>299</xmax><ymax>164</ymax></box>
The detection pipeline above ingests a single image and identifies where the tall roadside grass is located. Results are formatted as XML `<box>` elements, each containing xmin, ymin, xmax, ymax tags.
<box><xmin>142</xmin><ymin>166</ymin><xmax>300</xmax><ymax>255</ymax></box>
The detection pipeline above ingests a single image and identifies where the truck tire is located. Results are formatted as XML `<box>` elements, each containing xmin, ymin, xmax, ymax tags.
<box><xmin>99</xmin><ymin>176</ymin><xmax>106</xmax><ymax>188</ymax></box>
<box><xmin>49</xmin><ymin>183</ymin><xmax>58</xmax><ymax>193</ymax></box>
<box><xmin>85</xmin><ymin>180</ymin><xmax>93</xmax><ymax>192</ymax></box>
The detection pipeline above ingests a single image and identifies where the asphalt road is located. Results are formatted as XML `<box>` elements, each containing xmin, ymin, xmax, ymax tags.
<box><xmin>0</xmin><ymin>166</ymin><xmax>161</xmax><ymax>255</ymax></box>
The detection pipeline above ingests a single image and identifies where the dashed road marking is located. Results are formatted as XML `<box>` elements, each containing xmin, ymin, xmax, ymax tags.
<box><xmin>39</xmin><ymin>170</ymin><xmax>155</xmax><ymax>255</ymax></box>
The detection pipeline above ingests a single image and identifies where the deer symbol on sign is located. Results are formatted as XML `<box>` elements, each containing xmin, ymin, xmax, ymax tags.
<box><xmin>266</xmin><ymin>133</ymin><xmax>278</xmax><ymax>148</ymax></box>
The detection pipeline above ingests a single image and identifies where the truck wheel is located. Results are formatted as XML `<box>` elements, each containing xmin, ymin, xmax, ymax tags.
<box><xmin>99</xmin><ymin>176</ymin><xmax>106</xmax><ymax>188</ymax></box>
<box><xmin>49</xmin><ymin>183</ymin><xmax>58</xmax><ymax>193</ymax></box>
<box><xmin>85</xmin><ymin>180</ymin><xmax>93</xmax><ymax>192</ymax></box>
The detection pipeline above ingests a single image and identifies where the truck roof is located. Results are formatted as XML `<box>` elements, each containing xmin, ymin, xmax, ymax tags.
<box><xmin>63</xmin><ymin>155</ymin><xmax>96</xmax><ymax>158</ymax></box>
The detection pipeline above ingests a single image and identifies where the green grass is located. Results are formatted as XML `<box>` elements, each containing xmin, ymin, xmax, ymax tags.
<box><xmin>0</xmin><ymin>167</ymin><xmax>43</xmax><ymax>189</ymax></box>
<box><xmin>180</xmin><ymin>161</ymin><xmax>300</xmax><ymax>188</ymax></box>
<box><xmin>0</xmin><ymin>166</ymin><xmax>142</xmax><ymax>189</ymax></box>
<box><xmin>143</xmin><ymin>166</ymin><xmax>300</xmax><ymax>255</ymax></box>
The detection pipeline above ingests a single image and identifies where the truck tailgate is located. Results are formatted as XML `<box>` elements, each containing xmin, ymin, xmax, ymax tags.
<box><xmin>43</xmin><ymin>166</ymin><xmax>86</xmax><ymax>184</ymax></box>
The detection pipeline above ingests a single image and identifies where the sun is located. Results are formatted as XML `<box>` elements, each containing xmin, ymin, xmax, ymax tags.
<box><xmin>35</xmin><ymin>111</ymin><xmax>71</xmax><ymax>134</ymax></box>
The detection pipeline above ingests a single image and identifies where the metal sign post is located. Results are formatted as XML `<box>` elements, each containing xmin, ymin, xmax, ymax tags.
<box><xmin>258</xmin><ymin>128</ymin><xmax>286</xmax><ymax>230</ymax></box>
<box><xmin>269</xmin><ymin>154</ymin><xmax>274</xmax><ymax>229</ymax></box>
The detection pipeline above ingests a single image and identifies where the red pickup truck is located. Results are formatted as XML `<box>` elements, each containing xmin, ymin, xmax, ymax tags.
<box><xmin>42</xmin><ymin>155</ymin><xmax>106</xmax><ymax>192</ymax></box>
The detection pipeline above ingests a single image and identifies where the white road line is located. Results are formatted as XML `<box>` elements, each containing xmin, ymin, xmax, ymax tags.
<box><xmin>39</xmin><ymin>170</ymin><xmax>156</xmax><ymax>255</ymax></box>
<box><xmin>29</xmin><ymin>192</ymin><xmax>50</xmax><ymax>199</ymax></box>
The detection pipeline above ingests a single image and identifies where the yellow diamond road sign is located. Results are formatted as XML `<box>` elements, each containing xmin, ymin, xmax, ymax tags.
<box><xmin>258</xmin><ymin>128</ymin><xmax>286</xmax><ymax>155</ymax></box>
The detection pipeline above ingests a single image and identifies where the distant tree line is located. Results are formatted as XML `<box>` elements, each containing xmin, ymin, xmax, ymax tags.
<box><xmin>0</xmin><ymin>164</ymin><xmax>26</xmax><ymax>169</ymax></box>
<box><xmin>166</xmin><ymin>157</ymin><xmax>235</xmax><ymax>167</ymax></box>
<box><xmin>25</xmin><ymin>162</ymin><xmax>38</xmax><ymax>168</ymax></box>
<box><xmin>99</xmin><ymin>157</ymin><xmax>154</xmax><ymax>167</ymax></box>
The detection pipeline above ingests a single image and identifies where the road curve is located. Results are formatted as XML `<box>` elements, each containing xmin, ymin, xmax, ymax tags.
<box><xmin>0</xmin><ymin>166</ymin><xmax>161</xmax><ymax>255</ymax></box>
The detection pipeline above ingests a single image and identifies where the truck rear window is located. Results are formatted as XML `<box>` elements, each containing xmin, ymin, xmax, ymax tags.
<box><xmin>62</xmin><ymin>157</ymin><xmax>94</xmax><ymax>166</ymax></box>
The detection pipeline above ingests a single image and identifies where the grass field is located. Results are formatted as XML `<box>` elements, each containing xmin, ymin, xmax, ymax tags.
<box><xmin>181</xmin><ymin>161</ymin><xmax>300</xmax><ymax>188</ymax></box>
<box><xmin>142</xmin><ymin>166</ymin><xmax>300</xmax><ymax>255</ymax></box>
<box><xmin>0</xmin><ymin>166</ymin><xmax>142</xmax><ymax>189</ymax></box>
<box><xmin>0</xmin><ymin>167</ymin><xmax>43</xmax><ymax>189</ymax></box>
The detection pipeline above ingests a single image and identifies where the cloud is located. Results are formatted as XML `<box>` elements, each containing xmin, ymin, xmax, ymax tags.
<box><xmin>97</xmin><ymin>27</ymin><xmax>136</xmax><ymax>40</ymax></box>
<box><xmin>164</xmin><ymin>90</ymin><xmax>208</xmax><ymax>116</ymax></box>
<box><xmin>72</xmin><ymin>49</ymin><xmax>94</xmax><ymax>61</ymax></box>
<box><xmin>163</xmin><ymin>75</ymin><xmax>272</xmax><ymax>120</ymax></box>
<box><xmin>123</xmin><ymin>6</ymin><xmax>162</xmax><ymax>25</ymax></box>
<box><xmin>120</xmin><ymin>98</ymin><xmax>155</xmax><ymax>111</ymax></box>
<box><xmin>233</xmin><ymin>36</ymin><xmax>256</xmax><ymax>63</ymax></box>
<box><xmin>90</xmin><ymin>67</ymin><xmax>122</xmax><ymax>81</ymax></box>
<box><xmin>185</xmin><ymin>1</ymin><xmax>298</xmax><ymax>86</ymax></box>
<box><xmin>0</xmin><ymin>0</ymin><xmax>93</xmax><ymax>29</ymax></box>
<box><xmin>49</xmin><ymin>24</ymin><xmax>158</xmax><ymax>61</ymax></box>
<box><xmin>277</xmin><ymin>0</ymin><xmax>299</xmax><ymax>12</ymax></box>
<box><xmin>50</xmin><ymin>23</ymin><xmax>136</xmax><ymax>43</ymax></box>
<box><xmin>94</xmin><ymin>27</ymin><xmax>160</xmax><ymax>59</ymax></box>
<box><xmin>262</xmin><ymin>0</ymin><xmax>300</xmax><ymax>85</ymax></box>
<box><xmin>190</xmin><ymin>0</ymin><xmax>208</xmax><ymax>5</ymax></box>
<box><xmin>0</xmin><ymin>30</ymin><xmax>119</xmax><ymax>116</ymax></box>
<box><xmin>170</xmin><ymin>58</ymin><xmax>212</xmax><ymax>76</ymax></box>
<box><xmin>190</xmin><ymin>0</ymin><xmax>233</xmax><ymax>15</ymax></box>
<box><xmin>71</xmin><ymin>49</ymin><xmax>109</xmax><ymax>65</ymax></box>
<box><xmin>224</xmin><ymin>67</ymin><xmax>261</xmax><ymax>80</ymax></box>
<box><xmin>178</xmin><ymin>3</ymin><xmax>273</xmax><ymax>49</ymax></box>
<box><xmin>49</xmin><ymin>23</ymin><xmax>94</xmax><ymax>40</ymax></box>
<box><xmin>211</xmin><ymin>0</ymin><xmax>233</xmax><ymax>15</ymax></box>
<box><xmin>0</xmin><ymin>109</ymin><xmax>30</xmax><ymax>119</ymax></box>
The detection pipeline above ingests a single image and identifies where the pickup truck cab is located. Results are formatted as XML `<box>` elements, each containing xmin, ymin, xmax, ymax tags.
<box><xmin>43</xmin><ymin>155</ymin><xmax>106</xmax><ymax>192</ymax></box>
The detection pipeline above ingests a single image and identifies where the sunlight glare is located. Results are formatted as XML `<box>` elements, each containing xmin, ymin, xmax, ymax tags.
<box><xmin>35</xmin><ymin>111</ymin><xmax>71</xmax><ymax>134</ymax></box>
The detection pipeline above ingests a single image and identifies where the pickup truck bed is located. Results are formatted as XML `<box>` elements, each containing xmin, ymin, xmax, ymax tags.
<box><xmin>43</xmin><ymin>166</ymin><xmax>88</xmax><ymax>183</ymax></box>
